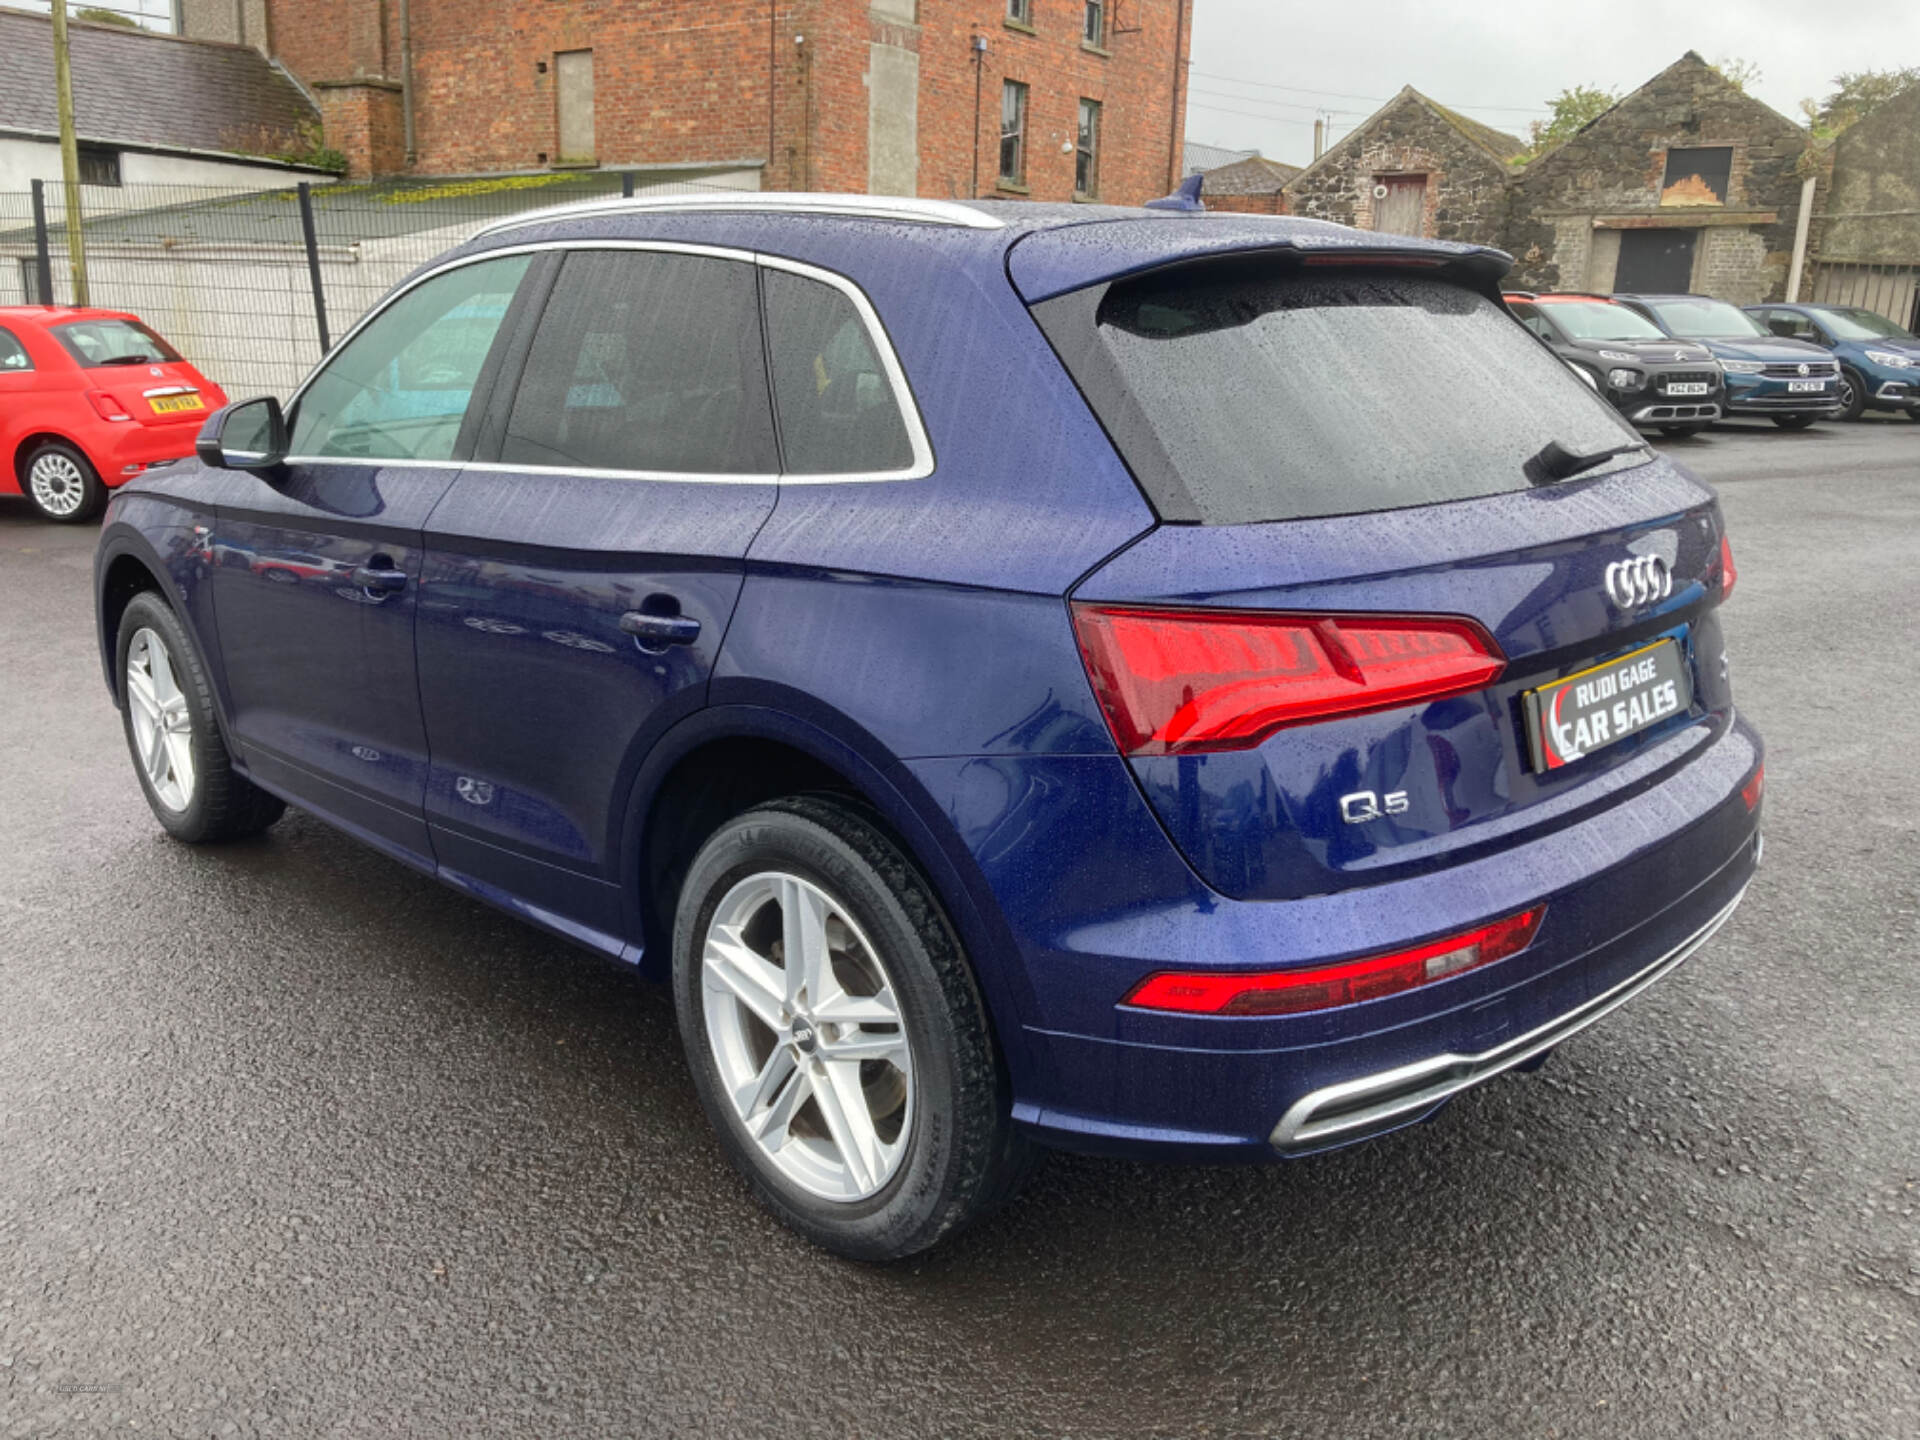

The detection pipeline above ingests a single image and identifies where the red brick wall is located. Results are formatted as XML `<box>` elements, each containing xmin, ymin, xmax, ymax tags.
<box><xmin>313</xmin><ymin>82</ymin><xmax>405</xmax><ymax>179</ymax></box>
<box><xmin>265</xmin><ymin>0</ymin><xmax>1190</xmax><ymax>203</ymax></box>
<box><xmin>1206</xmin><ymin>194</ymin><xmax>1285</xmax><ymax>215</ymax></box>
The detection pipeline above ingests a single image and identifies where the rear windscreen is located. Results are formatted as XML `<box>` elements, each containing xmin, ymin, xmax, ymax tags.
<box><xmin>1038</xmin><ymin>263</ymin><xmax>1637</xmax><ymax>524</ymax></box>
<box><xmin>51</xmin><ymin>318</ymin><xmax>180</xmax><ymax>368</ymax></box>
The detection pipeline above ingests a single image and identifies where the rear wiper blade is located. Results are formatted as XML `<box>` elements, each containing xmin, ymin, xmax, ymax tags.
<box><xmin>1524</xmin><ymin>439</ymin><xmax>1648</xmax><ymax>486</ymax></box>
<box><xmin>95</xmin><ymin>354</ymin><xmax>155</xmax><ymax>366</ymax></box>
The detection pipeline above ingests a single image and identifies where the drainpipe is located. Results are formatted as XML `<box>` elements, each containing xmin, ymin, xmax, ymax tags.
<box><xmin>1165</xmin><ymin>0</ymin><xmax>1189</xmax><ymax>190</ymax></box>
<box><xmin>971</xmin><ymin>33</ymin><xmax>986</xmax><ymax>198</ymax></box>
<box><xmin>399</xmin><ymin>0</ymin><xmax>417</xmax><ymax>169</ymax></box>
<box><xmin>1785</xmin><ymin>172</ymin><xmax>1817</xmax><ymax>302</ymax></box>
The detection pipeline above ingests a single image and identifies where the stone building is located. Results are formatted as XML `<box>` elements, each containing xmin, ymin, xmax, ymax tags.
<box><xmin>1200</xmin><ymin>154</ymin><xmax>1299</xmax><ymax>215</ymax></box>
<box><xmin>1280</xmin><ymin>86</ymin><xmax>1524</xmax><ymax>242</ymax></box>
<box><xmin>1802</xmin><ymin>84</ymin><xmax>1920</xmax><ymax>327</ymax></box>
<box><xmin>181</xmin><ymin>0</ymin><xmax>1193</xmax><ymax>205</ymax></box>
<box><xmin>1505</xmin><ymin>52</ymin><xmax>1817</xmax><ymax>303</ymax></box>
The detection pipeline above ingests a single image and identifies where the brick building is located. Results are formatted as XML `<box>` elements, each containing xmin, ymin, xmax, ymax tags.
<box><xmin>198</xmin><ymin>0</ymin><xmax>1193</xmax><ymax>204</ymax></box>
<box><xmin>1505</xmin><ymin>53</ymin><xmax>1817</xmax><ymax>304</ymax></box>
<box><xmin>1280</xmin><ymin>87</ymin><xmax>1525</xmax><ymax>243</ymax></box>
<box><xmin>1198</xmin><ymin>154</ymin><xmax>1298</xmax><ymax>215</ymax></box>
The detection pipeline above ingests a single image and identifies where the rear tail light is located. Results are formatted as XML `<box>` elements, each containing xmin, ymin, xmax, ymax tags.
<box><xmin>1125</xmin><ymin>908</ymin><xmax>1546</xmax><ymax>1016</ymax></box>
<box><xmin>1742</xmin><ymin>763</ymin><xmax>1765</xmax><ymax>812</ymax></box>
<box><xmin>86</xmin><ymin>390</ymin><xmax>133</xmax><ymax>422</ymax></box>
<box><xmin>1071</xmin><ymin>605</ymin><xmax>1505</xmax><ymax>756</ymax></box>
<box><xmin>1717</xmin><ymin>535</ymin><xmax>1737</xmax><ymax>599</ymax></box>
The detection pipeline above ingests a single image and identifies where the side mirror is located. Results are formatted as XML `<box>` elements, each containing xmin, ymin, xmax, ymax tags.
<box><xmin>196</xmin><ymin>396</ymin><xmax>287</xmax><ymax>471</ymax></box>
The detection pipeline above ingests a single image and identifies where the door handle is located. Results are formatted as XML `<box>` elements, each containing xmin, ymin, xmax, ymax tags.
<box><xmin>619</xmin><ymin>610</ymin><xmax>701</xmax><ymax>647</ymax></box>
<box><xmin>351</xmin><ymin>564</ymin><xmax>409</xmax><ymax>594</ymax></box>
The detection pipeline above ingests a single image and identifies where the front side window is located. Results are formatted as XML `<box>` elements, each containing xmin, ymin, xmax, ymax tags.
<box><xmin>762</xmin><ymin>268</ymin><xmax>916</xmax><ymax>476</ymax></box>
<box><xmin>502</xmin><ymin>250</ymin><xmax>777</xmax><ymax>475</ymax></box>
<box><xmin>1640</xmin><ymin>296</ymin><xmax>1769</xmax><ymax>341</ymax></box>
<box><xmin>290</xmin><ymin>253</ymin><xmax>531</xmax><ymax>461</ymax></box>
<box><xmin>1076</xmin><ymin>99</ymin><xmax>1102</xmax><ymax>198</ymax></box>
<box><xmin>1000</xmin><ymin>81</ymin><xmax>1029</xmax><ymax>186</ymax></box>
<box><xmin>52</xmin><ymin>318</ymin><xmax>178</xmax><ymax>368</ymax></box>
<box><xmin>1084</xmin><ymin>0</ymin><xmax>1106</xmax><ymax>45</ymax></box>
<box><xmin>0</xmin><ymin>327</ymin><xmax>31</xmax><ymax>371</ymax></box>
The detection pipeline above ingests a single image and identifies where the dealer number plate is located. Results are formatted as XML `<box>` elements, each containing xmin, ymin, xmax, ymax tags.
<box><xmin>149</xmin><ymin>393</ymin><xmax>204</xmax><ymax>415</ymax></box>
<box><xmin>1665</xmin><ymin>382</ymin><xmax>1711</xmax><ymax>396</ymax></box>
<box><xmin>1786</xmin><ymin>380</ymin><xmax>1828</xmax><ymax>393</ymax></box>
<box><xmin>1522</xmin><ymin>638</ymin><xmax>1692</xmax><ymax>772</ymax></box>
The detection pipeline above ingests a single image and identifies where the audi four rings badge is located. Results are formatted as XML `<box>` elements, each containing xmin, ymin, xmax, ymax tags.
<box><xmin>1605</xmin><ymin>555</ymin><xmax>1672</xmax><ymax>610</ymax></box>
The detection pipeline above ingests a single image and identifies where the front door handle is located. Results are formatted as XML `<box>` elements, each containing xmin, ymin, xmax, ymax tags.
<box><xmin>351</xmin><ymin>564</ymin><xmax>408</xmax><ymax>594</ymax></box>
<box><xmin>619</xmin><ymin>610</ymin><xmax>701</xmax><ymax>646</ymax></box>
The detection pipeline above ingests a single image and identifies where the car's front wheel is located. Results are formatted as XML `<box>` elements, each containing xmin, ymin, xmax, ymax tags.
<box><xmin>117</xmin><ymin>591</ymin><xmax>285</xmax><ymax>842</ymax></box>
<box><xmin>1836</xmin><ymin>367</ymin><xmax>1868</xmax><ymax>422</ymax></box>
<box><xmin>21</xmin><ymin>439</ymin><xmax>105</xmax><ymax>523</ymax></box>
<box><xmin>673</xmin><ymin>796</ymin><xmax>1036</xmax><ymax>1261</ymax></box>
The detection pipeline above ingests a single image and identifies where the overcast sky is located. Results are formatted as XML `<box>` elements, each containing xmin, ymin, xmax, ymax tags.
<box><xmin>1186</xmin><ymin>0</ymin><xmax>1920</xmax><ymax>166</ymax></box>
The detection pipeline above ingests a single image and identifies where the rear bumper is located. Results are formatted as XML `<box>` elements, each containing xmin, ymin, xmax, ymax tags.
<box><xmin>91</xmin><ymin>420</ymin><xmax>202</xmax><ymax>487</ymax></box>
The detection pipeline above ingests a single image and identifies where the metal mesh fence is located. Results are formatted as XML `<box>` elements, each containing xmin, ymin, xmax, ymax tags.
<box><xmin>0</xmin><ymin>171</ymin><xmax>748</xmax><ymax>399</ymax></box>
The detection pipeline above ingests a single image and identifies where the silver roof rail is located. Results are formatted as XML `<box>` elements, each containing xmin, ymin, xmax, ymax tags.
<box><xmin>472</xmin><ymin>191</ymin><xmax>1005</xmax><ymax>239</ymax></box>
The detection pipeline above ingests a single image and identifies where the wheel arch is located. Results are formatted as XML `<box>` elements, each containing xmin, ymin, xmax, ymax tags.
<box><xmin>11</xmin><ymin>430</ymin><xmax>99</xmax><ymax>491</ymax></box>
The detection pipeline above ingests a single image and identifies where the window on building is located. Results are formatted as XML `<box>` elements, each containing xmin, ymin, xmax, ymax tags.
<box><xmin>502</xmin><ymin>250</ymin><xmax>777</xmax><ymax>475</ymax></box>
<box><xmin>999</xmin><ymin>80</ymin><xmax>1029</xmax><ymax>187</ymax></box>
<box><xmin>1084</xmin><ymin>0</ymin><xmax>1106</xmax><ymax>46</ymax></box>
<box><xmin>77</xmin><ymin>146</ymin><xmax>121</xmax><ymax>187</ymax></box>
<box><xmin>1660</xmin><ymin>146</ymin><xmax>1732</xmax><ymax>206</ymax></box>
<box><xmin>554</xmin><ymin>49</ymin><xmax>596</xmax><ymax>166</ymax></box>
<box><xmin>1005</xmin><ymin>0</ymin><xmax>1032</xmax><ymax>24</ymax></box>
<box><xmin>1075</xmin><ymin>99</ymin><xmax>1102</xmax><ymax>198</ymax></box>
<box><xmin>762</xmin><ymin>268</ymin><xmax>916</xmax><ymax>476</ymax></box>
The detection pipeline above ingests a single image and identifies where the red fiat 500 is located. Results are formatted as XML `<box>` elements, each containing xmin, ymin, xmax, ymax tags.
<box><xmin>0</xmin><ymin>306</ymin><xmax>227</xmax><ymax>522</ymax></box>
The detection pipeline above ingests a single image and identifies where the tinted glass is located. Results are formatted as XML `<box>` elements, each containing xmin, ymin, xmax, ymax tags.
<box><xmin>0</xmin><ymin>327</ymin><xmax>29</xmax><ymax>371</ymax></box>
<box><xmin>1820</xmin><ymin>307</ymin><xmax>1912</xmax><ymax>341</ymax></box>
<box><xmin>1061</xmin><ymin>265</ymin><xmax>1635</xmax><ymax>524</ymax></box>
<box><xmin>763</xmin><ymin>268</ymin><xmax>916</xmax><ymax>476</ymax></box>
<box><xmin>52</xmin><ymin>318</ymin><xmax>178</xmax><ymax>367</ymax></box>
<box><xmin>1641</xmin><ymin>297</ymin><xmax>1769</xmax><ymax>340</ymax></box>
<box><xmin>1539</xmin><ymin>301</ymin><xmax>1667</xmax><ymax>341</ymax></box>
<box><xmin>502</xmin><ymin>250</ymin><xmax>776</xmax><ymax>475</ymax></box>
<box><xmin>292</xmin><ymin>254</ymin><xmax>530</xmax><ymax>461</ymax></box>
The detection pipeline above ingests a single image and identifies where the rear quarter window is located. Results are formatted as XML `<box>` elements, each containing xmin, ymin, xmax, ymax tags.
<box><xmin>1036</xmin><ymin>261</ymin><xmax>1636</xmax><ymax>524</ymax></box>
<box><xmin>0</xmin><ymin>327</ymin><xmax>30</xmax><ymax>371</ymax></box>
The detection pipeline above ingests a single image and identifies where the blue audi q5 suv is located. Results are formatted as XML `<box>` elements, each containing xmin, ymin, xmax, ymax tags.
<box><xmin>94</xmin><ymin>194</ymin><xmax>1763</xmax><ymax>1260</ymax></box>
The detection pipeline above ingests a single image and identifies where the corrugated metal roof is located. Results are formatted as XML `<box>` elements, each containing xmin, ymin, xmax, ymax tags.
<box><xmin>0</xmin><ymin>8</ymin><xmax>318</xmax><ymax>159</ymax></box>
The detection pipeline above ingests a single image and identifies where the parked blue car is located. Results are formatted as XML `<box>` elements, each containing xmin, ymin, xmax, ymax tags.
<box><xmin>1745</xmin><ymin>301</ymin><xmax>1920</xmax><ymax>422</ymax></box>
<box><xmin>1615</xmin><ymin>292</ymin><xmax>1844</xmax><ymax>428</ymax></box>
<box><xmin>94</xmin><ymin>195</ymin><xmax>1763</xmax><ymax>1259</ymax></box>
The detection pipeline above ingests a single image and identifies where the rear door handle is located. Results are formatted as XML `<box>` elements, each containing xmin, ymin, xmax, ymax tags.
<box><xmin>351</xmin><ymin>564</ymin><xmax>408</xmax><ymax>594</ymax></box>
<box><xmin>619</xmin><ymin>610</ymin><xmax>701</xmax><ymax>646</ymax></box>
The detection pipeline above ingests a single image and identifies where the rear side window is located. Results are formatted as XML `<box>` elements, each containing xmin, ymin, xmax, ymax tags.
<box><xmin>762</xmin><ymin>267</ymin><xmax>916</xmax><ymax>476</ymax></box>
<box><xmin>0</xmin><ymin>327</ymin><xmax>29</xmax><ymax>371</ymax></box>
<box><xmin>502</xmin><ymin>250</ymin><xmax>777</xmax><ymax>475</ymax></box>
<box><xmin>52</xmin><ymin>318</ymin><xmax>179</xmax><ymax>368</ymax></box>
<box><xmin>1039</xmin><ymin>263</ymin><xmax>1634</xmax><ymax>524</ymax></box>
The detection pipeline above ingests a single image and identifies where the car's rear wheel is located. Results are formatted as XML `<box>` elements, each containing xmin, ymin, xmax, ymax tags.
<box><xmin>21</xmin><ymin>440</ymin><xmax>105</xmax><ymax>523</ymax></box>
<box><xmin>117</xmin><ymin>591</ymin><xmax>285</xmax><ymax>842</ymax></box>
<box><xmin>1771</xmin><ymin>414</ymin><xmax>1819</xmax><ymax>430</ymax></box>
<box><xmin>1836</xmin><ymin>368</ymin><xmax>1868</xmax><ymax>422</ymax></box>
<box><xmin>673</xmin><ymin>795</ymin><xmax>1037</xmax><ymax>1261</ymax></box>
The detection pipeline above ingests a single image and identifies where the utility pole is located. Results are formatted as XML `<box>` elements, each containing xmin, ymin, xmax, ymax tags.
<box><xmin>51</xmin><ymin>0</ymin><xmax>89</xmax><ymax>305</ymax></box>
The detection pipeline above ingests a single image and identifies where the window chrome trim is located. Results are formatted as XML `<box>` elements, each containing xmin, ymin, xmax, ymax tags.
<box><xmin>284</xmin><ymin>239</ymin><xmax>934</xmax><ymax>484</ymax></box>
<box><xmin>470</xmin><ymin>191</ymin><xmax>1004</xmax><ymax>240</ymax></box>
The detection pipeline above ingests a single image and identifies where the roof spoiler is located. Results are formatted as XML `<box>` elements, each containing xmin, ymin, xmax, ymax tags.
<box><xmin>1144</xmin><ymin>174</ymin><xmax>1206</xmax><ymax>213</ymax></box>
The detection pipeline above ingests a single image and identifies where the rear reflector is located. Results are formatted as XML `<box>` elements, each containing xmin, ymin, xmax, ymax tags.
<box><xmin>86</xmin><ymin>390</ymin><xmax>133</xmax><ymax>422</ymax></box>
<box><xmin>1071</xmin><ymin>605</ymin><xmax>1505</xmax><ymax>756</ymax></box>
<box><xmin>1742</xmin><ymin>763</ymin><xmax>1765</xmax><ymax>812</ymax></box>
<box><xmin>1124</xmin><ymin>908</ymin><xmax>1546</xmax><ymax>1016</ymax></box>
<box><xmin>1717</xmin><ymin>535</ymin><xmax>1737</xmax><ymax>600</ymax></box>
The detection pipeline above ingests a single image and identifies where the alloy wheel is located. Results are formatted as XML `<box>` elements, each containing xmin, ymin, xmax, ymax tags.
<box><xmin>28</xmin><ymin>451</ymin><xmax>87</xmax><ymax>519</ymax></box>
<box><xmin>126</xmin><ymin>627</ymin><xmax>196</xmax><ymax>812</ymax></box>
<box><xmin>701</xmin><ymin>871</ymin><xmax>914</xmax><ymax>1202</ymax></box>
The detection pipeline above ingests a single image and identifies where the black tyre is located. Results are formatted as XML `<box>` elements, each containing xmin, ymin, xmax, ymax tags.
<box><xmin>1836</xmin><ymin>368</ymin><xmax>1868</xmax><ymax>422</ymax></box>
<box><xmin>672</xmin><ymin>795</ymin><xmax>1037</xmax><ymax>1261</ymax></box>
<box><xmin>116</xmin><ymin>590</ymin><xmax>285</xmax><ymax>843</ymax></box>
<box><xmin>1771</xmin><ymin>414</ymin><xmax>1819</xmax><ymax>430</ymax></box>
<box><xmin>20</xmin><ymin>439</ymin><xmax>105</xmax><ymax>523</ymax></box>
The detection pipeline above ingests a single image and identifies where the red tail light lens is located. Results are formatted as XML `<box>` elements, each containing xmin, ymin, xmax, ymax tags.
<box><xmin>86</xmin><ymin>390</ymin><xmax>132</xmax><ymax>421</ymax></box>
<box><xmin>1717</xmin><ymin>535</ymin><xmax>1737</xmax><ymax>599</ymax></box>
<box><xmin>1071</xmin><ymin>605</ymin><xmax>1505</xmax><ymax>756</ymax></box>
<box><xmin>1741</xmin><ymin>762</ymin><xmax>1765</xmax><ymax>812</ymax></box>
<box><xmin>1124</xmin><ymin>908</ymin><xmax>1545</xmax><ymax>1016</ymax></box>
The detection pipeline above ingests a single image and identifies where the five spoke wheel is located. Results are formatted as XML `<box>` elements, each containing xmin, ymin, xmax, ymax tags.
<box><xmin>125</xmin><ymin>627</ymin><xmax>196</xmax><ymax>812</ymax></box>
<box><xmin>701</xmin><ymin>871</ymin><xmax>913</xmax><ymax>1202</ymax></box>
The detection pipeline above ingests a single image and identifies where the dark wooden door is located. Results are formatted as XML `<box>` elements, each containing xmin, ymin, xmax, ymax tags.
<box><xmin>1372</xmin><ymin>175</ymin><xmax>1427</xmax><ymax>237</ymax></box>
<box><xmin>1616</xmin><ymin>228</ymin><xmax>1699</xmax><ymax>293</ymax></box>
